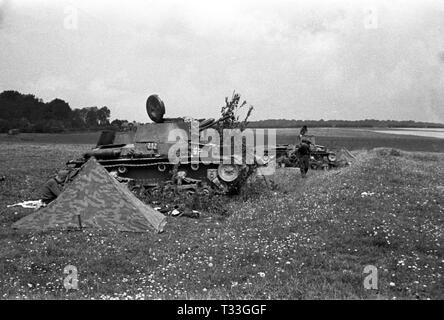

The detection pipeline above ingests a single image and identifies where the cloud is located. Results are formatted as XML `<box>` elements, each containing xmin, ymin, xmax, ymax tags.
<box><xmin>88</xmin><ymin>71</ymin><xmax>131</xmax><ymax>99</ymax></box>
<box><xmin>21</xmin><ymin>75</ymin><xmax>78</xmax><ymax>102</ymax></box>
<box><xmin>1</xmin><ymin>0</ymin><xmax>444</xmax><ymax>122</ymax></box>
<box><xmin>0</xmin><ymin>0</ymin><xmax>9</xmax><ymax>27</ymax></box>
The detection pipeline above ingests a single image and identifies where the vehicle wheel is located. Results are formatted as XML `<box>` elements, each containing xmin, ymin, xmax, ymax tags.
<box><xmin>147</xmin><ymin>186</ymin><xmax>161</xmax><ymax>198</ymax></box>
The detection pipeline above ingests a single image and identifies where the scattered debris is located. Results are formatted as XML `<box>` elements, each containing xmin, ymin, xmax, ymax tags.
<box><xmin>7</xmin><ymin>200</ymin><xmax>44</xmax><ymax>209</ymax></box>
<box><xmin>156</xmin><ymin>207</ymin><xmax>201</xmax><ymax>219</ymax></box>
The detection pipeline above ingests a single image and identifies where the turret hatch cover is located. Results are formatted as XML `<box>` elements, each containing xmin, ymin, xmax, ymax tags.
<box><xmin>146</xmin><ymin>94</ymin><xmax>166</xmax><ymax>123</ymax></box>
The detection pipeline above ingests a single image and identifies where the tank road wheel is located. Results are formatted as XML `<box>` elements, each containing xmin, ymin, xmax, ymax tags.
<box><xmin>327</xmin><ymin>153</ymin><xmax>337</xmax><ymax>162</ymax></box>
<box><xmin>217</xmin><ymin>164</ymin><xmax>240</xmax><ymax>183</ymax></box>
<box><xmin>118</xmin><ymin>166</ymin><xmax>128</xmax><ymax>174</ymax></box>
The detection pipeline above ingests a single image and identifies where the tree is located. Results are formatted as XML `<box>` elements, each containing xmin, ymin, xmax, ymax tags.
<box><xmin>111</xmin><ymin>119</ymin><xmax>125</xmax><ymax>130</ymax></box>
<box><xmin>0</xmin><ymin>90</ymin><xmax>124</xmax><ymax>132</ymax></box>
<box><xmin>217</xmin><ymin>91</ymin><xmax>254</xmax><ymax>134</ymax></box>
<box><xmin>71</xmin><ymin>109</ymin><xmax>86</xmax><ymax>128</ymax></box>
<box><xmin>85</xmin><ymin>107</ymin><xmax>99</xmax><ymax>127</ymax></box>
<box><xmin>97</xmin><ymin>106</ymin><xmax>111</xmax><ymax>126</ymax></box>
<box><xmin>46</xmin><ymin>99</ymin><xmax>72</xmax><ymax>120</ymax></box>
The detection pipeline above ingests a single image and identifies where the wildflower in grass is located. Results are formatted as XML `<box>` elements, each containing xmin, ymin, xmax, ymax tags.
<box><xmin>258</xmin><ymin>272</ymin><xmax>265</xmax><ymax>278</ymax></box>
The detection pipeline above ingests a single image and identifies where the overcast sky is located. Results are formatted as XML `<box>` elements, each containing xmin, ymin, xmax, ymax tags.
<box><xmin>1</xmin><ymin>0</ymin><xmax>444</xmax><ymax>122</ymax></box>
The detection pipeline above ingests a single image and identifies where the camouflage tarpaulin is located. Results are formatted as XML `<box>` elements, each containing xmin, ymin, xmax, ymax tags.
<box><xmin>12</xmin><ymin>158</ymin><xmax>167</xmax><ymax>233</ymax></box>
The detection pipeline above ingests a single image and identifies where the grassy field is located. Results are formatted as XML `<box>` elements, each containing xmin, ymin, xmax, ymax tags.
<box><xmin>1</xmin><ymin>127</ymin><xmax>444</xmax><ymax>153</ymax></box>
<box><xmin>0</xmin><ymin>134</ymin><xmax>443</xmax><ymax>299</ymax></box>
<box><xmin>0</xmin><ymin>132</ymin><xmax>101</xmax><ymax>145</ymax></box>
<box><xmin>273</xmin><ymin>128</ymin><xmax>444</xmax><ymax>153</ymax></box>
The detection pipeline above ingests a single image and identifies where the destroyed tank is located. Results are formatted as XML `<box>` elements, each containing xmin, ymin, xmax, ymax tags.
<box><xmin>275</xmin><ymin>134</ymin><xmax>338</xmax><ymax>170</ymax></box>
<box><xmin>67</xmin><ymin>95</ymin><xmax>259</xmax><ymax>195</ymax></box>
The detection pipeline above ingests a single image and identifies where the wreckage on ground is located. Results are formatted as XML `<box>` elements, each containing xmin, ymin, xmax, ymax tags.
<box><xmin>274</xmin><ymin>134</ymin><xmax>353</xmax><ymax>170</ymax></box>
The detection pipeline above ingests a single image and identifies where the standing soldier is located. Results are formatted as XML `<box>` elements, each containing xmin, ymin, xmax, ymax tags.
<box><xmin>297</xmin><ymin>141</ymin><xmax>311</xmax><ymax>178</ymax></box>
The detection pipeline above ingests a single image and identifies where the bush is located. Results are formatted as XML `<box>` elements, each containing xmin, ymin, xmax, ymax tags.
<box><xmin>376</xmin><ymin>148</ymin><xmax>402</xmax><ymax>157</ymax></box>
<box><xmin>389</xmin><ymin>148</ymin><xmax>402</xmax><ymax>156</ymax></box>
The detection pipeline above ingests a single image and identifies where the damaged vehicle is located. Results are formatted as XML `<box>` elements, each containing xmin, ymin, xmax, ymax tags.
<box><xmin>275</xmin><ymin>134</ymin><xmax>339</xmax><ymax>170</ymax></box>
<box><xmin>67</xmin><ymin>95</ymin><xmax>263</xmax><ymax>195</ymax></box>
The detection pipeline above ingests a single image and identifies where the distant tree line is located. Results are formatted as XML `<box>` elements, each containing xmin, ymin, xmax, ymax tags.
<box><xmin>1</xmin><ymin>90</ymin><xmax>443</xmax><ymax>133</ymax></box>
<box><xmin>248</xmin><ymin>119</ymin><xmax>444</xmax><ymax>129</ymax></box>
<box><xmin>0</xmin><ymin>90</ymin><xmax>116</xmax><ymax>133</ymax></box>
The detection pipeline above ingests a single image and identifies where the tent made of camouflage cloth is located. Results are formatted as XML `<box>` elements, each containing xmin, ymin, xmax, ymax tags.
<box><xmin>12</xmin><ymin>158</ymin><xmax>167</xmax><ymax>233</ymax></box>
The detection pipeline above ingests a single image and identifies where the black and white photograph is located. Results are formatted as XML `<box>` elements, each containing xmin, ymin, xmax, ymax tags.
<box><xmin>0</xmin><ymin>0</ymin><xmax>443</xmax><ymax>304</ymax></box>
